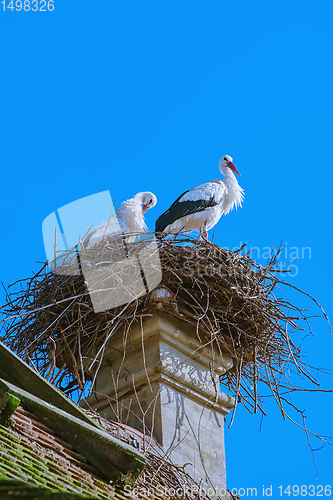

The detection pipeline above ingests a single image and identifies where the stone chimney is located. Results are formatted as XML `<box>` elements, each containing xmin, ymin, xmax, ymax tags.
<box><xmin>82</xmin><ymin>287</ymin><xmax>235</xmax><ymax>494</ymax></box>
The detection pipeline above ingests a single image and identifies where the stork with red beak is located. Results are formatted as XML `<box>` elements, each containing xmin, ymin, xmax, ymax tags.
<box><xmin>155</xmin><ymin>155</ymin><xmax>244</xmax><ymax>239</ymax></box>
<box><xmin>85</xmin><ymin>192</ymin><xmax>157</xmax><ymax>248</ymax></box>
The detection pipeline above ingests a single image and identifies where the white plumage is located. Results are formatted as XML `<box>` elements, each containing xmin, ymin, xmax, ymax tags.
<box><xmin>155</xmin><ymin>155</ymin><xmax>244</xmax><ymax>239</ymax></box>
<box><xmin>85</xmin><ymin>191</ymin><xmax>157</xmax><ymax>248</ymax></box>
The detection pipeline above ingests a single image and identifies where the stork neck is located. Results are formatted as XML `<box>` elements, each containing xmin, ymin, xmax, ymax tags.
<box><xmin>220</xmin><ymin>166</ymin><xmax>238</xmax><ymax>186</ymax></box>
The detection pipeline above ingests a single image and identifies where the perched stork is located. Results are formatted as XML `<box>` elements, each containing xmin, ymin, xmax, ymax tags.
<box><xmin>155</xmin><ymin>155</ymin><xmax>244</xmax><ymax>239</ymax></box>
<box><xmin>85</xmin><ymin>191</ymin><xmax>157</xmax><ymax>248</ymax></box>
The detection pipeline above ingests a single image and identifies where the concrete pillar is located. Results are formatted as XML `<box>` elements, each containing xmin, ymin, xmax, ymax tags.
<box><xmin>82</xmin><ymin>311</ymin><xmax>234</xmax><ymax>493</ymax></box>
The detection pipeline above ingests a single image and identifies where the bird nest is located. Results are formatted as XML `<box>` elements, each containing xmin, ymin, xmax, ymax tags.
<box><xmin>2</xmin><ymin>234</ymin><xmax>329</xmax><ymax>424</ymax></box>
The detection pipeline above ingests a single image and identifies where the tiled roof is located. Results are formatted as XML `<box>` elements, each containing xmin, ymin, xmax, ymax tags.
<box><xmin>0</xmin><ymin>406</ymin><xmax>115</xmax><ymax>499</ymax></box>
<box><xmin>1</xmin><ymin>405</ymin><xmax>205</xmax><ymax>500</ymax></box>
<box><xmin>0</xmin><ymin>340</ymin><xmax>146</xmax><ymax>498</ymax></box>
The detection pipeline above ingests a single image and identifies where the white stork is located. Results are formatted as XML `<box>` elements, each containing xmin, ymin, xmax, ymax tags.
<box><xmin>85</xmin><ymin>191</ymin><xmax>157</xmax><ymax>248</ymax></box>
<box><xmin>155</xmin><ymin>155</ymin><xmax>244</xmax><ymax>239</ymax></box>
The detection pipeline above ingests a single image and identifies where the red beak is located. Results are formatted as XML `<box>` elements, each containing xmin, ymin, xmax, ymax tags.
<box><xmin>142</xmin><ymin>204</ymin><xmax>148</xmax><ymax>214</ymax></box>
<box><xmin>228</xmin><ymin>162</ymin><xmax>240</xmax><ymax>176</ymax></box>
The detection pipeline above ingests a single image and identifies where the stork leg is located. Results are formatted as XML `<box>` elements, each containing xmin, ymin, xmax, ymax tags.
<box><xmin>203</xmin><ymin>222</ymin><xmax>208</xmax><ymax>240</ymax></box>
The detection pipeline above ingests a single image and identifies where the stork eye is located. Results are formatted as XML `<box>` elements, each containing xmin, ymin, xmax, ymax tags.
<box><xmin>149</xmin><ymin>199</ymin><xmax>152</xmax><ymax>204</ymax></box>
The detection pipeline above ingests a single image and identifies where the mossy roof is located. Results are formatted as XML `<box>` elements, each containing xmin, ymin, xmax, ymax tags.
<box><xmin>0</xmin><ymin>406</ymin><xmax>176</xmax><ymax>500</ymax></box>
<box><xmin>0</xmin><ymin>341</ymin><xmax>145</xmax><ymax>499</ymax></box>
<box><xmin>0</xmin><ymin>416</ymin><xmax>114</xmax><ymax>499</ymax></box>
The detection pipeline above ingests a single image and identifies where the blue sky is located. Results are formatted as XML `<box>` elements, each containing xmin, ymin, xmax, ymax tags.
<box><xmin>1</xmin><ymin>0</ymin><xmax>332</xmax><ymax>496</ymax></box>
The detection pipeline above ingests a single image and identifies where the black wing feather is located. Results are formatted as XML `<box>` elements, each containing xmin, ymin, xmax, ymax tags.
<box><xmin>155</xmin><ymin>190</ymin><xmax>218</xmax><ymax>232</ymax></box>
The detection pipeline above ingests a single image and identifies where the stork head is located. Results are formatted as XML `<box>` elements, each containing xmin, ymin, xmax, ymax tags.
<box><xmin>219</xmin><ymin>155</ymin><xmax>240</xmax><ymax>175</ymax></box>
<box><xmin>136</xmin><ymin>192</ymin><xmax>157</xmax><ymax>214</ymax></box>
